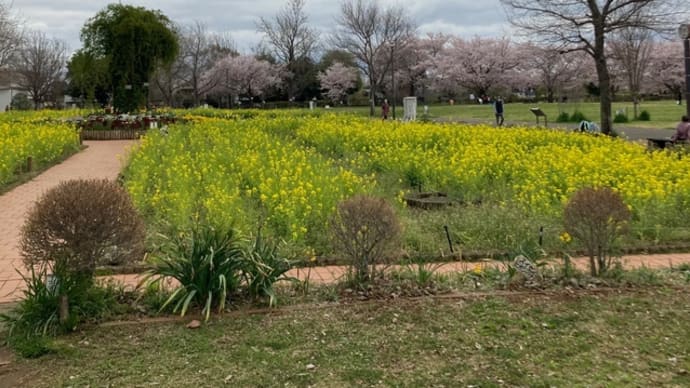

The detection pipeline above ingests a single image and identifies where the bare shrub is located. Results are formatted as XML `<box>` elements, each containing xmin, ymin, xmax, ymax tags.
<box><xmin>330</xmin><ymin>195</ymin><xmax>401</xmax><ymax>283</ymax></box>
<box><xmin>564</xmin><ymin>187</ymin><xmax>631</xmax><ymax>276</ymax></box>
<box><xmin>21</xmin><ymin>179</ymin><xmax>145</xmax><ymax>275</ymax></box>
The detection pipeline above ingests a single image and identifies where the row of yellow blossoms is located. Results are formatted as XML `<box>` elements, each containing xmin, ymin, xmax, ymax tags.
<box><xmin>125</xmin><ymin>109</ymin><xmax>690</xmax><ymax>248</ymax></box>
<box><xmin>123</xmin><ymin>115</ymin><xmax>372</xmax><ymax>246</ymax></box>
<box><xmin>289</xmin><ymin>114</ymin><xmax>690</xmax><ymax>216</ymax></box>
<box><xmin>0</xmin><ymin>111</ymin><xmax>81</xmax><ymax>185</ymax></box>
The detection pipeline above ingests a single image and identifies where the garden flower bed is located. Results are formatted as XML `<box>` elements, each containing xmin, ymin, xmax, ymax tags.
<box><xmin>122</xmin><ymin>109</ymin><xmax>690</xmax><ymax>259</ymax></box>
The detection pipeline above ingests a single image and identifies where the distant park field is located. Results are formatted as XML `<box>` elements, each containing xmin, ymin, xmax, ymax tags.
<box><xmin>333</xmin><ymin>100</ymin><xmax>687</xmax><ymax>130</ymax></box>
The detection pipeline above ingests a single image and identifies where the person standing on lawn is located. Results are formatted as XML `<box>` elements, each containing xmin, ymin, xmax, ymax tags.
<box><xmin>381</xmin><ymin>99</ymin><xmax>390</xmax><ymax>120</ymax></box>
<box><xmin>494</xmin><ymin>96</ymin><xmax>505</xmax><ymax>126</ymax></box>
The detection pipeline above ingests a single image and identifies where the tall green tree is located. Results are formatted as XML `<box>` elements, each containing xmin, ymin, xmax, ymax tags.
<box><xmin>67</xmin><ymin>50</ymin><xmax>110</xmax><ymax>107</ymax></box>
<box><xmin>81</xmin><ymin>4</ymin><xmax>178</xmax><ymax>112</ymax></box>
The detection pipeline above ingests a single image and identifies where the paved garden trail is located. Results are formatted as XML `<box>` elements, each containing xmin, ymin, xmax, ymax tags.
<box><xmin>2</xmin><ymin>139</ymin><xmax>690</xmax><ymax>304</ymax></box>
<box><xmin>0</xmin><ymin>141</ymin><xmax>136</xmax><ymax>303</ymax></box>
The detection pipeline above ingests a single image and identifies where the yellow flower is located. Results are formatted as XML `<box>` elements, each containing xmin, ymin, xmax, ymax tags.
<box><xmin>472</xmin><ymin>264</ymin><xmax>483</xmax><ymax>275</ymax></box>
<box><xmin>559</xmin><ymin>232</ymin><xmax>572</xmax><ymax>244</ymax></box>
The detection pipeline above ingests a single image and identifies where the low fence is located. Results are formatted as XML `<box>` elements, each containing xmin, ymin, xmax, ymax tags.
<box><xmin>80</xmin><ymin>129</ymin><xmax>148</xmax><ymax>141</ymax></box>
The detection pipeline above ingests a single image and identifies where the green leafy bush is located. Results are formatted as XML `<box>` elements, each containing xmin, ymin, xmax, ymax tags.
<box><xmin>637</xmin><ymin>110</ymin><xmax>651</xmax><ymax>121</ymax></box>
<box><xmin>556</xmin><ymin>112</ymin><xmax>570</xmax><ymax>123</ymax></box>
<box><xmin>613</xmin><ymin>112</ymin><xmax>629</xmax><ymax>123</ymax></box>
<box><xmin>11</xmin><ymin>93</ymin><xmax>32</xmax><ymax>110</ymax></box>
<box><xmin>570</xmin><ymin>111</ymin><xmax>588</xmax><ymax>123</ymax></box>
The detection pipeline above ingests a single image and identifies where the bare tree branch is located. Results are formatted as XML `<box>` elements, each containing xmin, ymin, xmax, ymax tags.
<box><xmin>331</xmin><ymin>0</ymin><xmax>415</xmax><ymax>116</ymax></box>
<box><xmin>0</xmin><ymin>1</ymin><xmax>23</xmax><ymax>69</ymax></box>
<box><xmin>14</xmin><ymin>30</ymin><xmax>66</xmax><ymax>109</ymax></box>
<box><xmin>257</xmin><ymin>0</ymin><xmax>318</xmax><ymax>63</ymax></box>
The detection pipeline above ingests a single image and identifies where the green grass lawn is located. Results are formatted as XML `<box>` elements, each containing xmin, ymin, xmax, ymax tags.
<box><xmin>4</xmin><ymin>287</ymin><xmax>689</xmax><ymax>387</ymax></box>
<box><xmin>334</xmin><ymin>100</ymin><xmax>688</xmax><ymax>130</ymax></box>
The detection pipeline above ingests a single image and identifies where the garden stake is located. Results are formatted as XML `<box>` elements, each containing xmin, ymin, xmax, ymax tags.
<box><xmin>443</xmin><ymin>225</ymin><xmax>454</xmax><ymax>253</ymax></box>
<box><xmin>539</xmin><ymin>226</ymin><xmax>544</xmax><ymax>247</ymax></box>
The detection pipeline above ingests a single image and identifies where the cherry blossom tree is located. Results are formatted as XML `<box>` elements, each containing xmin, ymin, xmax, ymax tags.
<box><xmin>152</xmin><ymin>22</ymin><xmax>236</xmax><ymax>107</ymax></box>
<box><xmin>431</xmin><ymin>36</ymin><xmax>520</xmax><ymax>99</ymax></box>
<box><xmin>517</xmin><ymin>43</ymin><xmax>589</xmax><ymax>102</ymax></box>
<box><xmin>389</xmin><ymin>34</ymin><xmax>448</xmax><ymax>101</ymax></box>
<box><xmin>318</xmin><ymin>61</ymin><xmax>358</xmax><ymax>104</ymax></box>
<box><xmin>647</xmin><ymin>41</ymin><xmax>684</xmax><ymax>100</ymax></box>
<box><xmin>501</xmin><ymin>0</ymin><xmax>690</xmax><ymax>135</ymax></box>
<box><xmin>204</xmin><ymin>54</ymin><xmax>284</xmax><ymax>103</ymax></box>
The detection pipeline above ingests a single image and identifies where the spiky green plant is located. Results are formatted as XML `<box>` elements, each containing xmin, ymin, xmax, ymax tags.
<box><xmin>242</xmin><ymin>233</ymin><xmax>296</xmax><ymax>307</ymax></box>
<box><xmin>142</xmin><ymin>225</ymin><xmax>244</xmax><ymax>321</ymax></box>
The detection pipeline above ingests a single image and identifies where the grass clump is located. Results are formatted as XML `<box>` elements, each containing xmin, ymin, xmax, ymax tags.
<box><xmin>637</xmin><ymin>110</ymin><xmax>651</xmax><ymax>121</ymax></box>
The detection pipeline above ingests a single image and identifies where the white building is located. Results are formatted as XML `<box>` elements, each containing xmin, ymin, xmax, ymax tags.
<box><xmin>0</xmin><ymin>72</ymin><xmax>29</xmax><ymax>111</ymax></box>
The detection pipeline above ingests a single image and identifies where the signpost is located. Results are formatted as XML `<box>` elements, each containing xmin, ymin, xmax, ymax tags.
<box><xmin>530</xmin><ymin>107</ymin><xmax>548</xmax><ymax>127</ymax></box>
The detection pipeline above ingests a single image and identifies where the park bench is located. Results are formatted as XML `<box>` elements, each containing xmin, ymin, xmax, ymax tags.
<box><xmin>646</xmin><ymin>137</ymin><xmax>673</xmax><ymax>149</ymax></box>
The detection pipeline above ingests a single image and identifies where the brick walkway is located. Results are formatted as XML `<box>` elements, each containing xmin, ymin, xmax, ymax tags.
<box><xmin>107</xmin><ymin>253</ymin><xmax>690</xmax><ymax>293</ymax></box>
<box><xmin>1</xmin><ymin>139</ymin><xmax>690</xmax><ymax>304</ymax></box>
<box><xmin>285</xmin><ymin>253</ymin><xmax>690</xmax><ymax>284</ymax></box>
<box><xmin>0</xmin><ymin>141</ymin><xmax>136</xmax><ymax>303</ymax></box>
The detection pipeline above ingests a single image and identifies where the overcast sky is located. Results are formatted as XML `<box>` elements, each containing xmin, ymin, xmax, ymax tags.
<box><xmin>14</xmin><ymin>0</ymin><xmax>510</xmax><ymax>54</ymax></box>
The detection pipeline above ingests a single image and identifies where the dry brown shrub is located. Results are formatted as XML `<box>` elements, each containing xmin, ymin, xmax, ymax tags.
<box><xmin>329</xmin><ymin>195</ymin><xmax>401</xmax><ymax>283</ymax></box>
<box><xmin>20</xmin><ymin>179</ymin><xmax>145</xmax><ymax>276</ymax></box>
<box><xmin>564</xmin><ymin>187</ymin><xmax>631</xmax><ymax>276</ymax></box>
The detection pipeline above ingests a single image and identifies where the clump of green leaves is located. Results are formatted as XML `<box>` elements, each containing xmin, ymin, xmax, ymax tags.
<box><xmin>143</xmin><ymin>224</ymin><xmax>295</xmax><ymax>321</ymax></box>
<box><xmin>570</xmin><ymin>111</ymin><xmax>588</xmax><ymax>123</ymax></box>
<box><xmin>613</xmin><ymin>112</ymin><xmax>629</xmax><ymax>123</ymax></box>
<box><xmin>556</xmin><ymin>112</ymin><xmax>570</xmax><ymax>122</ymax></box>
<box><xmin>1</xmin><ymin>267</ymin><xmax>123</xmax><ymax>358</ymax></box>
<box><xmin>637</xmin><ymin>110</ymin><xmax>651</xmax><ymax>121</ymax></box>
<box><xmin>143</xmin><ymin>225</ymin><xmax>245</xmax><ymax>321</ymax></box>
<box><xmin>243</xmin><ymin>233</ymin><xmax>295</xmax><ymax>307</ymax></box>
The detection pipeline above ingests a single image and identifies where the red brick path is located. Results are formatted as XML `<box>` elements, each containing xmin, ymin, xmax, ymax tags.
<box><xmin>0</xmin><ymin>141</ymin><xmax>136</xmax><ymax>303</ymax></box>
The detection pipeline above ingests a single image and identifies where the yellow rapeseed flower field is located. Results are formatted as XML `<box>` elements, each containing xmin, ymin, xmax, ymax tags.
<box><xmin>124</xmin><ymin>110</ymin><xmax>690</xmax><ymax>253</ymax></box>
<box><xmin>0</xmin><ymin>111</ymin><xmax>81</xmax><ymax>185</ymax></box>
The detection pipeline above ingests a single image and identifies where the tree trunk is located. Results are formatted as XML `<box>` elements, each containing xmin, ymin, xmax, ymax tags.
<box><xmin>595</xmin><ymin>63</ymin><xmax>613</xmax><ymax>135</ymax></box>
<box><xmin>369</xmin><ymin>81</ymin><xmax>376</xmax><ymax>117</ymax></box>
<box><xmin>597</xmin><ymin>245</ymin><xmax>605</xmax><ymax>275</ymax></box>
<box><xmin>592</xmin><ymin>16</ymin><xmax>613</xmax><ymax>136</ymax></box>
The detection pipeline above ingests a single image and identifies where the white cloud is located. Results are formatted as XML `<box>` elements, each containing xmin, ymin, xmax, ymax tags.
<box><xmin>13</xmin><ymin>0</ymin><xmax>510</xmax><ymax>55</ymax></box>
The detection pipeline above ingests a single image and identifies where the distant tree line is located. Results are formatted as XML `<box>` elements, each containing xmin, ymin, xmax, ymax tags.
<box><xmin>0</xmin><ymin>0</ymin><xmax>688</xmax><ymax>131</ymax></box>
